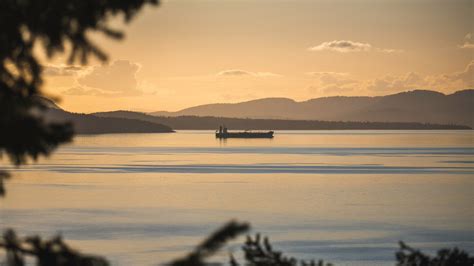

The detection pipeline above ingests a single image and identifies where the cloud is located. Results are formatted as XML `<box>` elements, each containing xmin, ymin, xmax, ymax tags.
<box><xmin>460</xmin><ymin>43</ymin><xmax>474</xmax><ymax>49</ymax></box>
<box><xmin>309</xmin><ymin>40</ymin><xmax>371</xmax><ymax>52</ymax></box>
<box><xmin>366</xmin><ymin>72</ymin><xmax>427</xmax><ymax>92</ymax></box>
<box><xmin>306</xmin><ymin>60</ymin><xmax>474</xmax><ymax>96</ymax></box>
<box><xmin>309</xmin><ymin>71</ymin><xmax>426</xmax><ymax>95</ymax></box>
<box><xmin>217</xmin><ymin>69</ymin><xmax>281</xmax><ymax>77</ymax></box>
<box><xmin>307</xmin><ymin>72</ymin><xmax>356</xmax><ymax>86</ymax></box>
<box><xmin>308</xmin><ymin>40</ymin><xmax>401</xmax><ymax>53</ymax></box>
<box><xmin>307</xmin><ymin>61</ymin><xmax>473</xmax><ymax>96</ymax></box>
<box><xmin>306</xmin><ymin>71</ymin><xmax>347</xmax><ymax>76</ymax></box>
<box><xmin>77</xmin><ymin>60</ymin><xmax>142</xmax><ymax>96</ymax></box>
<box><xmin>307</xmin><ymin>72</ymin><xmax>358</xmax><ymax>94</ymax></box>
<box><xmin>43</xmin><ymin>64</ymin><xmax>86</xmax><ymax>76</ymax></box>
<box><xmin>62</xmin><ymin>86</ymin><xmax>109</xmax><ymax>96</ymax></box>
<box><xmin>459</xmin><ymin>33</ymin><xmax>474</xmax><ymax>49</ymax></box>
<box><xmin>376</xmin><ymin>48</ymin><xmax>404</xmax><ymax>53</ymax></box>
<box><xmin>443</xmin><ymin>60</ymin><xmax>474</xmax><ymax>87</ymax></box>
<box><xmin>365</xmin><ymin>61</ymin><xmax>474</xmax><ymax>93</ymax></box>
<box><xmin>308</xmin><ymin>84</ymin><xmax>355</xmax><ymax>94</ymax></box>
<box><xmin>217</xmin><ymin>69</ymin><xmax>253</xmax><ymax>76</ymax></box>
<box><xmin>254</xmin><ymin>72</ymin><xmax>282</xmax><ymax>77</ymax></box>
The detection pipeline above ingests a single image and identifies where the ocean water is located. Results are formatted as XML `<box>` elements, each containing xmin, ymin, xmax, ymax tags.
<box><xmin>1</xmin><ymin>130</ymin><xmax>473</xmax><ymax>265</ymax></box>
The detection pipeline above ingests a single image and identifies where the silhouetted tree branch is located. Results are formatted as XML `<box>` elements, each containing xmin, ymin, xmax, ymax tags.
<box><xmin>1</xmin><ymin>0</ymin><xmax>158</xmax><ymax>264</ymax></box>
<box><xmin>240</xmin><ymin>234</ymin><xmax>332</xmax><ymax>266</ymax></box>
<box><xmin>170</xmin><ymin>220</ymin><xmax>250</xmax><ymax>266</ymax></box>
<box><xmin>0</xmin><ymin>229</ymin><xmax>109</xmax><ymax>266</ymax></box>
<box><xmin>169</xmin><ymin>225</ymin><xmax>474</xmax><ymax>266</ymax></box>
<box><xmin>0</xmin><ymin>171</ymin><xmax>10</xmax><ymax>197</ymax></box>
<box><xmin>396</xmin><ymin>241</ymin><xmax>474</xmax><ymax>266</ymax></box>
<box><xmin>0</xmin><ymin>0</ymin><xmax>159</xmax><ymax>195</ymax></box>
<box><xmin>2</xmin><ymin>220</ymin><xmax>473</xmax><ymax>266</ymax></box>
<box><xmin>168</xmin><ymin>221</ymin><xmax>332</xmax><ymax>266</ymax></box>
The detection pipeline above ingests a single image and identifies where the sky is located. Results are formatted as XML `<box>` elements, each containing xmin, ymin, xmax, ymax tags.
<box><xmin>41</xmin><ymin>0</ymin><xmax>473</xmax><ymax>113</ymax></box>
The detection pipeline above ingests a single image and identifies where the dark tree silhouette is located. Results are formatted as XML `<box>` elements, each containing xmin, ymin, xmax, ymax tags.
<box><xmin>396</xmin><ymin>241</ymin><xmax>474</xmax><ymax>266</ymax></box>
<box><xmin>0</xmin><ymin>0</ymin><xmax>158</xmax><ymax>265</ymax></box>
<box><xmin>0</xmin><ymin>0</ymin><xmax>158</xmax><ymax>193</ymax></box>
<box><xmin>239</xmin><ymin>234</ymin><xmax>332</xmax><ymax>266</ymax></box>
<box><xmin>168</xmin><ymin>223</ymin><xmax>473</xmax><ymax>266</ymax></box>
<box><xmin>170</xmin><ymin>221</ymin><xmax>250</xmax><ymax>266</ymax></box>
<box><xmin>0</xmin><ymin>229</ymin><xmax>108</xmax><ymax>266</ymax></box>
<box><xmin>168</xmin><ymin>222</ymin><xmax>334</xmax><ymax>266</ymax></box>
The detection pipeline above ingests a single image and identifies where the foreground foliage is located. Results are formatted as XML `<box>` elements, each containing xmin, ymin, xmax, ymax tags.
<box><xmin>0</xmin><ymin>0</ymin><xmax>159</xmax><ymax>195</ymax></box>
<box><xmin>1</xmin><ymin>221</ymin><xmax>473</xmax><ymax>266</ymax></box>
<box><xmin>396</xmin><ymin>241</ymin><xmax>474</xmax><ymax>266</ymax></box>
<box><xmin>236</xmin><ymin>234</ymin><xmax>333</xmax><ymax>266</ymax></box>
<box><xmin>0</xmin><ymin>230</ymin><xmax>108</xmax><ymax>266</ymax></box>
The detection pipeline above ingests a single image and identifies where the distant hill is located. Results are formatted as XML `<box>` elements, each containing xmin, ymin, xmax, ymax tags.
<box><xmin>150</xmin><ymin>90</ymin><xmax>474</xmax><ymax>127</ymax></box>
<box><xmin>93</xmin><ymin>111</ymin><xmax>470</xmax><ymax>130</ymax></box>
<box><xmin>43</xmin><ymin>107</ymin><xmax>174</xmax><ymax>134</ymax></box>
<box><xmin>35</xmin><ymin>95</ymin><xmax>62</xmax><ymax>110</ymax></box>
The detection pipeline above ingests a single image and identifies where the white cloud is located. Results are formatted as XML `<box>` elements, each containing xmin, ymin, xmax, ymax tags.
<box><xmin>376</xmin><ymin>48</ymin><xmax>404</xmax><ymax>53</ymax></box>
<box><xmin>459</xmin><ymin>43</ymin><xmax>474</xmax><ymax>49</ymax></box>
<box><xmin>217</xmin><ymin>69</ymin><xmax>281</xmax><ymax>77</ymax></box>
<box><xmin>308</xmin><ymin>84</ymin><xmax>355</xmax><ymax>94</ymax></box>
<box><xmin>366</xmin><ymin>72</ymin><xmax>426</xmax><ymax>92</ymax></box>
<box><xmin>43</xmin><ymin>64</ymin><xmax>86</xmax><ymax>76</ymax></box>
<box><xmin>77</xmin><ymin>60</ymin><xmax>142</xmax><ymax>96</ymax></box>
<box><xmin>217</xmin><ymin>69</ymin><xmax>253</xmax><ymax>76</ymax></box>
<box><xmin>308</xmin><ymin>40</ymin><xmax>401</xmax><ymax>53</ymax></box>
<box><xmin>444</xmin><ymin>60</ymin><xmax>474</xmax><ymax>87</ymax></box>
<box><xmin>307</xmin><ymin>72</ymin><xmax>356</xmax><ymax>85</ymax></box>
<box><xmin>308</xmin><ymin>61</ymin><xmax>474</xmax><ymax>96</ymax></box>
<box><xmin>309</xmin><ymin>40</ymin><xmax>371</xmax><ymax>52</ymax></box>
<box><xmin>458</xmin><ymin>33</ymin><xmax>474</xmax><ymax>49</ymax></box>
<box><xmin>62</xmin><ymin>86</ymin><xmax>110</xmax><ymax>96</ymax></box>
<box><xmin>254</xmin><ymin>72</ymin><xmax>282</xmax><ymax>77</ymax></box>
<box><xmin>307</xmin><ymin>72</ymin><xmax>358</xmax><ymax>94</ymax></box>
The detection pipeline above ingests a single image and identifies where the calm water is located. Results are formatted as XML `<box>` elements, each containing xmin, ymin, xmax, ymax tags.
<box><xmin>1</xmin><ymin>130</ymin><xmax>473</xmax><ymax>265</ymax></box>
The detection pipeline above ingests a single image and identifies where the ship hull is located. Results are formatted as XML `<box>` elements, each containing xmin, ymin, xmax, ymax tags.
<box><xmin>215</xmin><ymin>131</ymin><xmax>274</xmax><ymax>139</ymax></box>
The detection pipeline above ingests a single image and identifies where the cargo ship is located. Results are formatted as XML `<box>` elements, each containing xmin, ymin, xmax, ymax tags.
<box><xmin>215</xmin><ymin>126</ymin><xmax>274</xmax><ymax>139</ymax></box>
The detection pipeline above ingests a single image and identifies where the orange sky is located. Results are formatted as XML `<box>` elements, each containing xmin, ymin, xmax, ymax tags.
<box><xmin>41</xmin><ymin>0</ymin><xmax>473</xmax><ymax>113</ymax></box>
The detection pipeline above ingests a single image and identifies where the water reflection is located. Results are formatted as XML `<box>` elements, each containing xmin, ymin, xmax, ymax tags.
<box><xmin>1</xmin><ymin>130</ymin><xmax>473</xmax><ymax>265</ymax></box>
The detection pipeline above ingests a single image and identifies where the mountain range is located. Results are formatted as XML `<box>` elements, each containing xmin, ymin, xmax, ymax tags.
<box><xmin>150</xmin><ymin>90</ymin><xmax>474</xmax><ymax>127</ymax></box>
<box><xmin>92</xmin><ymin>111</ymin><xmax>470</xmax><ymax>130</ymax></box>
<box><xmin>37</xmin><ymin>89</ymin><xmax>473</xmax><ymax>134</ymax></box>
